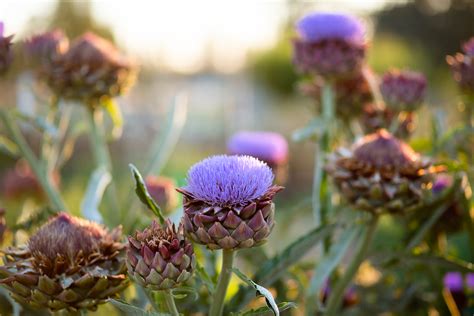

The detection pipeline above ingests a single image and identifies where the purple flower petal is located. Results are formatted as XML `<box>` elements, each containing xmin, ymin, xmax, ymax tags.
<box><xmin>296</xmin><ymin>12</ymin><xmax>365</xmax><ymax>44</ymax></box>
<box><xmin>444</xmin><ymin>272</ymin><xmax>464</xmax><ymax>292</ymax></box>
<box><xmin>227</xmin><ymin>131</ymin><xmax>288</xmax><ymax>165</ymax></box>
<box><xmin>184</xmin><ymin>155</ymin><xmax>274</xmax><ymax>207</ymax></box>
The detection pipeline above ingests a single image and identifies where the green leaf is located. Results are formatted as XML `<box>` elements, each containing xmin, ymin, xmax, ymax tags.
<box><xmin>228</xmin><ymin>224</ymin><xmax>336</xmax><ymax>310</ymax></box>
<box><xmin>102</xmin><ymin>97</ymin><xmax>123</xmax><ymax>139</ymax></box>
<box><xmin>195</xmin><ymin>262</ymin><xmax>216</xmax><ymax>293</ymax></box>
<box><xmin>80</xmin><ymin>167</ymin><xmax>111</xmax><ymax>223</ymax></box>
<box><xmin>109</xmin><ymin>299</ymin><xmax>169</xmax><ymax>316</ymax></box>
<box><xmin>292</xmin><ymin>117</ymin><xmax>327</xmax><ymax>142</ymax></box>
<box><xmin>0</xmin><ymin>135</ymin><xmax>19</xmax><ymax>157</ymax></box>
<box><xmin>377</xmin><ymin>253</ymin><xmax>474</xmax><ymax>272</ymax></box>
<box><xmin>237</xmin><ymin>302</ymin><xmax>297</xmax><ymax>315</ymax></box>
<box><xmin>129</xmin><ymin>164</ymin><xmax>165</xmax><ymax>224</ymax></box>
<box><xmin>307</xmin><ymin>225</ymin><xmax>361</xmax><ymax>306</ymax></box>
<box><xmin>171</xmin><ymin>286</ymin><xmax>199</xmax><ymax>301</ymax></box>
<box><xmin>13</xmin><ymin>110</ymin><xmax>59</xmax><ymax>138</ymax></box>
<box><xmin>232</xmin><ymin>268</ymin><xmax>283</xmax><ymax>316</ymax></box>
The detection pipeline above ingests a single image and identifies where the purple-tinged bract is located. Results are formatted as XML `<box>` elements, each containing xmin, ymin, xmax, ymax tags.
<box><xmin>178</xmin><ymin>155</ymin><xmax>283</xmax><ymax>250</ymax></box>
<box><xmin>381</xmin><ymin>69</ymin><xmax>427</xmax><ymax>112</ymax></box>
<box><xmin>185</xmin><ymin>155</ymin><xmax>274</xmax><ymax>207</ymax></box>
<box><xmin>296</xmin><ymin>12</ymin><xmax>365</xmax><ymax>45</ymax></box>
<box><xmin>25</xmin><ymin>30</ymin><xmax>69</xmax><ymax>67</ymax></box>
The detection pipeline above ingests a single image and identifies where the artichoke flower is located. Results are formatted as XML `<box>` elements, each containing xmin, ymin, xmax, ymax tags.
<box><xmin>127</xmin><ymin>219</ymin><xmax>195</xmax><ymax>290</ymax></box>
<box><xmin>292</xmin><ymin>12</ymin><xmax>366</xmax><ymax>78</ymax></box>
<box><xmin>380</xmin><ymin>69</ymin><xmax>427</xmax><ymax>112</ymax></box>
<box><xmin>24</xmin><ymin>30</ymin><xmax>69</xmax><ymax>68</ymax></box>
<box><xmin>227</xmin><ymin>131</ymin><xmax>289</xmax><ymax>184</ymax></box>
<box><xmin>0</xmin><ymin>213</ymin><xmax>128</xmax><ymax>312</ymax></box>
<box><xmin>43</xmin><ymin>32</ymin><xmax>136</xmax><ymax>106</ymax></box>
<box><xmin>177</xmin><ymin>155</ymin><xmax>283</xmax><ymax>250</ymax></box>
<box><xmin>326</xmin><ymin>130</ymin><xmax>439</xmax><ymax>214</ymax></box>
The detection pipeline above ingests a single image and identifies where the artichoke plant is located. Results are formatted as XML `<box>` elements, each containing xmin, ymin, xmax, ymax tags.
<box><xmin>177</xmin><ymin>155</ymin><xmax>283</xmax><ymax>250</ymax></box>
<box><xmin>447</xmin><ymin>37</ymin><xmax>474</xmax><ymax>95</ymax></box>
<box><xmin>380</xmin><ymin>69</ymin><xmax>427</xmax><ymax>112</ymax></box>
<box><xmin>127</xmin><ymin>219</ymin><xmax>195</xmax><ymax>290</ymax></box>
<box><xmin>0</xmin><ymin>213</ymin><xmax>128</xmax><ymax>312</ymax></box>
<box><xmin>326</xmin><ymin>129</ymin><xmax>440</xmax><ymax>214</ymax></box>
<box><xmin>145</xmin><ymin>176</ymin><xmax>179</xmax><ymax>215</ymax></box>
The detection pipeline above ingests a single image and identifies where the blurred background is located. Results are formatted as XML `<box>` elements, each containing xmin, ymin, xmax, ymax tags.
<box><xmin>0</xmin><ymin>0</ymin><xmax>473</xmax><ymax>260</ymax></box>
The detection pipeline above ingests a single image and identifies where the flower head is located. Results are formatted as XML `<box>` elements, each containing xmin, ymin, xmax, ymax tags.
<box><xmin>44</xmin><ymin>32</ymin><xmax>137</xmax><ymax>105</ymax></box>
<box><xmin>327</xmin><ymin>130</ymin><xmax>437</xmax><ymax>214</ymax></box>
<box><xmin>178</xmin><ymin>155</ymin><xmax>282</xmax><ymax>250</ymax></box>
<box><xmin>227</xmin><ymin>131</ymin><xmax>288</xmax><ymax>167</ymax></box>
<box><xmin>444</xmin><ymin>272</ymin><xmax>464</xmax><ymax>292</ymax></box>
<box><xmin>0</xmin><ymin>21</ymin><xmax>13</xmax><ymax>75</ymax></box>
<box><xmin>296</xmin><ymin>12</ymin><xmax>365</xmax><ymax>45</ymax></box>
<box><xmin>25</xmin><ymin>30</ymin><xmax>69</xmax><ymax>67</ymax></box>
<box><xmin>0</xmin><ymin>213</ymin><xmax>128</xmax><ymax>312</ymax></box>
<box><xmin>184</xmin><ymin>155</ymin><xmax>274</xmax><ymax>207</ymax></box>
<box><xmin>127</xmin><ymin>220</ymin><xmax>194</xmax><ymax>290</ymax></box>
<box><xmin>293</xmin><ymin>12</ymin><xmax>366</xmax><ymax>78</ymax></box>
<box><xmin>145</xmin><ymin>176</ymin><xmax>178</xmax><ymax>214</ymax></box>
<box><xmin>381</xmin><ymin>69</ymin><xmax>427</xmax><ymax>112</ymax></box>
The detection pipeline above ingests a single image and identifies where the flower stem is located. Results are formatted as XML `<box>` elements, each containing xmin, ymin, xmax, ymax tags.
<box><xmin>164</xmin><ymin>289</ymin><xmax>179</xmax><ymax>316</ymax></box>
<box><xmin>86</xmin><ymin>107</ymin><xmax>119</xmax><ymax>219</ymax></box>
<box><xmin>0</xmin><ymin>110</ymin><xmax>66</xmax><ymax>211</ymax></box>
<box><xmin>325</xmin><ymin>215</ymin><xmax>379</xmax><ymax>316</ymax></box>
<box><xmin>209</xmin><ymin>249</ymin><xmax>235</xmax><ymax>316</ymax></box>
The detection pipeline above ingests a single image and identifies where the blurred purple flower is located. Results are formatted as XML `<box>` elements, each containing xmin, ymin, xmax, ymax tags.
<box><xmin>466</xmin><ymin>273</ymin><xmax>474</xmax><ymax>290</ymax></box>
<box><xmin>432</xmin><ymin>175</ymin><xmax>451</xmax><ymax>194</ymax></box>
<box><xmin>227</xmin><ymin>131</ymin><xmax>288</xmax><ymax>167</ymax></box>
<box><xmin>296</xmin><ymin>12</ymin><xmax>365</xmax><ymax>45</ymax></box>
<box><xmin>381</xmin><ymin>69</ymin><xmax>427</xmax><ymax>112</ymax></box>
<box><xmin>184</xmin><ymin>155</ymin><xmax>274</xmax><ymax>207</ymax></box>
<box><xmin>24</xmin><ymin>30</ymin><xmax>69</xmax><ymax>66</ymax></box>
<box><xmin>462</xmin><ymin>37</ymin><xmax>474</xmax><ymax>56</ymax></box>
<box><xmin>444</xmin><ymin>272</ymin><xmax>464</xmax><ymax>292</ymax></box>
<box><xmin>447</xmin><ymin>38</ymin><xmax>474</xmax><ymax>93</ymax></box>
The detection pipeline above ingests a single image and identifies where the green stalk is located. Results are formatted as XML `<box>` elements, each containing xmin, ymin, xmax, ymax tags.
<box><xmin>209</xmin><ymin>249</ymin><xmax>235</xmax><ymax>316</ymax></box>
<box><xmin>325</xmin><ymin>215</ymin><xmax>379</xmax><ymax>316</ymax></box>
<box><xmin>86</xmin><ymin>107</ymin><xmax>119</xmax><ymax>218</ymax></box>
<box><xmin>0</xmin><ymin>111</ymin><xmax>66</xmax><ymax>211</ymax></box>
<box><xmin>164</xmin><ymin>289</ymin><xmax>179</xmax><ymax>316</ymax></box>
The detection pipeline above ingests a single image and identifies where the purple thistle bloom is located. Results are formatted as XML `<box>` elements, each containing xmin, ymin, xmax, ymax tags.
<box><xmin>296</xmin><ymin>12</ymin><xmax>365</xmax><ymax>45</ymax></box>
<box><xmin>24</xmin><ymin>30</ymin><xmax>69</xmax><ymax>66</ymax></box>
<box><xmin>444</xmin><ymin>272</ymin><xmax>464</xmax><ymax>292</ymax></box>
<box><xmin>432</xmin><ymin>176</ymin><xmax>451</xmax><ymax>194</ymax></box>
<box><xmin>185</xmin><ymin>155</ymin><xmax>274</xmax><ymax>207</ymax></box>
<box><xmin>466</xmin><ymin>273</ymin><xmax>474</xmax><ymax>290</ymax></box>
<box><xmin>380</xmin><ymin>69</ymin><xmax>427</xmax><ymax>112</ymax></box>
<box><xmin>227</xmin><ymin>131</ymin><xmax>288</xmax><ymax>167</ymax></box>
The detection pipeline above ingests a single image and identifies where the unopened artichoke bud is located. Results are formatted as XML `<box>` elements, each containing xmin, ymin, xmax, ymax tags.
<box><xmin>43</xmin><ymin>32</ymin><xmax>137</xmax><ymax>106</ymax></box>
<box><xmin>177</xmin><ymin>155</ymin><xmax>283</xmax><ymax>250</ymax></box>
<box><xmin>24</xmin><ymin>30</ymin><xmax>69</xmax><ymax>68</ymax></box>
<box><xmin>326</xmin><ymin>130</ymin><xmax>438</xmax><ymax>214</ymax></box>
<box><xmin>0</xmin><ymin>213</ymin><xmax>128</xmax><ymax>312</ymax></box>
<box><xmin>447</xmin><ymin>37</ymin><xmax>474</xmax><ymax>96</ymax></box>
<box><xmin>299</xmin><ymin>71</ymin><xmax>373</xmax><ymax>121</ymax></box>
<box><xmin>127</xmin><ymin>220</ymin><xmax>194</xmax><ymax>290</ymax></box>
<box><xmin>292</xmin><ymin>12</ymin><xmax>366</xmax><ymax>79</ymax></box>
<box><xmin>145</xmin><ymin>176</ymin><xmax>178</xmax><ymax>214</ymax></box>
<box><xmin>0</xmin><ymin>22</ymin><xmax>14</xmax><ymax>76</ymax></box>
<box><xmin>380</xmin><ymin>69</ymin><xmax>427</xmax><ymax>112</ymax></box>
<box><xmin>227</xmin><ymin>131</ymin><xmax>289</xmax><ymax>184</ymax></box>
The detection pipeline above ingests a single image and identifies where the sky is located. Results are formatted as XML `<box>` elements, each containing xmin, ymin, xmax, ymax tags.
<box><xmin>0</xmin><ymin>0</ymin><xmax>394</xmax><ymax>73</ymax></box>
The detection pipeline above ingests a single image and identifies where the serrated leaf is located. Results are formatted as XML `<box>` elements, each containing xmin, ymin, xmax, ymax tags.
<box><xmin>228</xmin><ymin>224</ymin><xmax>336</xmax><ymax>310</ymax></box>
<box><xmin>80</xmin><ymin>167</ymin><xmax>111</xmax><ymax>223</ymax></box>
<box><xmin>109</xmin><ymin>299</ymin><xmax>169</xmax><ymax>316</ymax></box>
<box><xmin>232</xmin><ymin>268</ymin><xmax>282</xmax><ymax>316</ymax></box>
<box><xmin>129</xmin><ymin>164</ymin><xmax>165</xmax><ymax>224</ymax></box>
<box><xmin>292</xmin><ymin>117</ymin><xmax>327</xmax><ymax>142</ymax></box>
<box><xmin>0</xmin><ymin>135</ymin><xmax>19</xmax><ymax>157</ymax></box>
<box><xmin>102</xmin><ymin>97</ymin><xmax>123</xmax><ymax>139</ymax></box>
<box><xmin>307</xmin><ymin>225</ymin><xmax>361</xmax><ymax>305</ymax></box>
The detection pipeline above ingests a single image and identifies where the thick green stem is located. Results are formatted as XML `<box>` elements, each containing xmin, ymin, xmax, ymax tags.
<box><xmin>86</xmin><ymin>108</ymin><xmax>119</xmax><ymax>218</ymax></box>
<box><xmin>164</xmin><ymin>289</ymin><xmax>179</xmax><ymax>316</ymax></box>
<box><xmin>209</xmin><ymin>249</ymin><xmax>235</xmax><ymax>316</ymax></box>
<box><xmin>325</xmin><ymin>216</ymin><xmax>378</xmax><ymax>316</ymax></box>
<box><xmin>0</xmin><ymin>111</ymin><xmax>66</xmax><ymax>211</ymax></box>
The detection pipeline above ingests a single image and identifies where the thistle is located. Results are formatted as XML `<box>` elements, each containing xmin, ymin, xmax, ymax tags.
<box><xmin>0</xmin><ymin>213</ymin><xmax>128</xmax><ymax>312</ymax></box>
<box><xmin>43</xmin><ymin>32</ymin><xmax>136</xmax><ymax>106</ymax></box>
<box><xmin>177</xmin><ymin>155</ymin><xmax>282</xmax><ymax>250</ymax></box>
<box><xmin>126</xmin><ymin>219</ymin><xmax>195</xmax><ymax>290</ymax></box>
<box><xmin>326</xmin><ymin>129</ymin><xmax>438</xmax><ymax>214</ymax></box>
<box><xmin>227</xmin><ymin>131</ymin><xmax>289</xmax><ymax>183</ymax></box>
<box><xmin>24</xmin><ymin>30</ymin><xmax>69</xmax><ymax>68</ymax></box>
<box><xmin>380</xmin><ymin>69</ymin><xmax>427</xmax><ymax>112</ymax></box>
<box><xmin>292</xmin><ymin>12</ymin><xmax>366</xmax><ymax>78</ymax></box>
<box><xmin>0</xmin><ymin>22</ymin><xmax>14</xmax><ymax>76</ymax></box>
<box><xmin>145</xmin><ymin>176</ymin><xmax>179</xmax><ymax>214</ymax></box>
<box><xmin>447</xmin><ymin>37</ymin><xmax>474</xmax><ymax>95</ymax></box>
